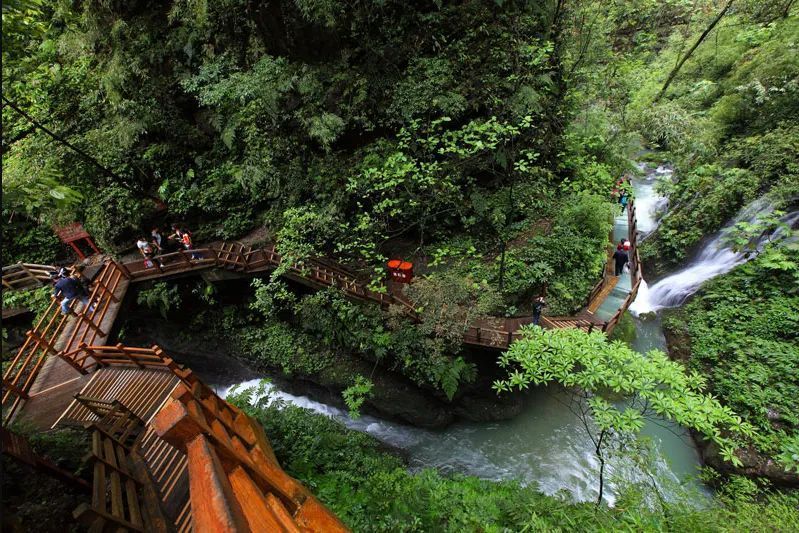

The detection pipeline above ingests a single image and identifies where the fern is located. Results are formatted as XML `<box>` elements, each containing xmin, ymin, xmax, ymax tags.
<box><xmin>342</xmin><ymin>375</ymin><xmax>374</xmax><ymax>419</ymax></box>
<box><xmin>437</xmin><ymin>357</ymin><xmax>477</xmax><ymax>401</ymax></box>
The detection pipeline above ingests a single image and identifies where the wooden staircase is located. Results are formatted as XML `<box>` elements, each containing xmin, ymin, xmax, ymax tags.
<box><xmin>73</xmin><ymin>407</ymin><xmax>172</xmax><ymax>532</ymax></box>
<box><xmin>154</xmin><ymin>380</ymin><xmax>349</xmax><ymax>532</ymax></box>
<box><xmin>39</xmin><ymin>343</ymin><xmax>349</xmax><ymax>532</ymax></box>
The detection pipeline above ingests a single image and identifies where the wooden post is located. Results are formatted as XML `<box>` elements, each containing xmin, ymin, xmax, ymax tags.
<box><xmin>2</xmin><ymin>377</ymin><xmax>30</xmax><ymax>399</ymax></box>
<box><xmin>178</xmin><ymin>248</ymin><xmax>193</xmax><ymax>267</ymax></box>
<box><xmin>114</xmin><ymin>260</ymin><xmax>132</xmax><ymax>280</ymax></box>
<box><xmin>92</xmin><ymin>275</ymin><xmax>119</xmax><ymax>303</ymax></box>
<box><xmin>79</xmin><ymin>312</ymin><xmax>106</xmax><ymax>337</ymax></box>
<box><xmin>69</xmin><ymin>241</ymin><xmax>86</xmax><ymax>260</ymax></box>
<box><xmin>117</xmin><ymin>343</ymin><xmax>143</xmax><ymax>369</ymax></box>
<box><xmin>80</xmin><ymin>343</ymin><xmax>105</xmax><ymax>369</ymax></box>
<box><xmin>85</xmin><ymin>236</ymin><xmax>101</xmax><ymax>255</ymax></box>
<box><xmin>58</xmin><ymin>349</ymin><xmax>89</xmax><ymax>375</ymax></box>
<box><xmin>26</xmin><ymin>329</ymin><xmax>59</xmax><ymax>356</ymax></box>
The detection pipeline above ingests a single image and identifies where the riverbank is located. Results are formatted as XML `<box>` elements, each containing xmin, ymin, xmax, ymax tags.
<box><xmin>119</xmin><ymin>306</ymin><xmax>524</xmax><ymax>429</ymax></box>
<box><xmin>224</xmin><ymin>383</ymin><xmax>799</xmax><ymax>532</ymax></box>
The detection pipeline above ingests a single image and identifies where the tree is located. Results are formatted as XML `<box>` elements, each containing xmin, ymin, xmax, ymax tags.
<box><xmin>494</xmin><ymin>326</ymin><xmax>754</xmax><ymax>505</ymax></box>
<box><xmin>655</xmin><ymin>0</ymin><xmax>736</xmax><ymax>102</ymax></box>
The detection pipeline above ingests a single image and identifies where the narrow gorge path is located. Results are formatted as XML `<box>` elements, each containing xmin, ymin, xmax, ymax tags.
<box><xmin>214</xmin><ymin>162</ymin><xmax>707</xmax><ymax>506</ymax></box>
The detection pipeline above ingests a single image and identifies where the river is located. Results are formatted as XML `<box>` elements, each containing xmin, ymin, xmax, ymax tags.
<box><xmin>193</xmin><ymin>161</ymin><xmax>733</xmax><ymax>506</ymax></box>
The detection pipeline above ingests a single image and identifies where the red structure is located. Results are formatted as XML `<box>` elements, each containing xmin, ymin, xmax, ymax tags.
<box><xmin>387</xmin><ymin>259</ymin><xmax>413</xmax><ymax>283</ymax></box>
<box><xmin>53</xmin><ymin>222</ymin><xmax>100</xmax><ymax>259</ymax></box>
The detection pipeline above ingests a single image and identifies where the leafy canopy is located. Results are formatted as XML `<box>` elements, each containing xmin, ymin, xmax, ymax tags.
<box><xmin>494</xmin><ymin>327</ymin><xmax>755</xmax><ymax>467</ymax></box>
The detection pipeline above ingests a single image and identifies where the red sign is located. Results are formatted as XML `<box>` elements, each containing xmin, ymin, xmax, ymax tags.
<box><xmin>387</xmin><ymin>259</ymin><xmax>413</xmax><ymax>284</ymax></box>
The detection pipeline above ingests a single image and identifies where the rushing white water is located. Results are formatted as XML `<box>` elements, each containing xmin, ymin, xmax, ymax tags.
<box><xmin>209</xmin><ymin>163</ymin><xmax>711</xmax><ymax>506</ymax></box>
<box><xmin>631</xmin><ymin>198</ymin><xmax>799</xmax><ymax>315</ymax></box>
<box><xmin>632</xmin><ymin>163</ymin><xmax>670</xmax><ymax>234</ymax></box>
<box><xmin>220</xmin><ymin>378</ymin><xmax>696</xmax><ymax>506</ymax></box>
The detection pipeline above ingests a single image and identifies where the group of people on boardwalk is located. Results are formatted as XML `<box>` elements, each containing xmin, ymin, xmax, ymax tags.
<box><xmin>530</xmin><ymin>175</ymin><xmax>634</xmax><ymax>326</ymax></box>
<box><xmin>136</xmin><ymin>224</ymin><xmax>198</xmax><ymax>267</ymax></box>
<box><xmin>613</xmin><ymin>238</ymin><xmax>631</xmax><ymax>276</ymax></box>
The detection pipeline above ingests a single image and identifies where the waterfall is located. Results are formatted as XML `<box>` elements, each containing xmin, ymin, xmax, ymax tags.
<box><xmin>630</xmin><ymin>199</ymin><xmax>799</xmax><ymax>315</ymax></box>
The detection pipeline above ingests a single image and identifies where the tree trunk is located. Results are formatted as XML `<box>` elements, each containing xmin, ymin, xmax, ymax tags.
<box><xmin>655</xmin><ymin>0</ymin><xmax>735</xmax><ymax>102</ymax></box>
<box><xmin>498</xmin><ymin>240</ymin><xmax>507</xmax><ymax>291</ymax></box>
<box><xmin>595</xmin><ymin>429</ymin><xmax>606</xmax><ymax>506</ymax></box>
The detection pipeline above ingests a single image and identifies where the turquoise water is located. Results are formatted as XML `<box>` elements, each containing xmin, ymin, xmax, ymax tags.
<box><xmin>217</xmin><ymin>162</ymin><xmax>709</xmax><ymax>505</ymax></box>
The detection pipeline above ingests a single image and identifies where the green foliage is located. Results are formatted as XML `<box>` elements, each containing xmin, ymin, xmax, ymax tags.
<box><xmin>608</xmin><ymin>311</ymin><xmax>637</xmax><ymax>344</ymax></box>
<box><xmin>721</xmin><ymin>209</ymin><xmax>795</xmax><ymax>256</ymax></box>
<box><xmin>436</xmin><ymin>357</ymin><xmax>477</xmax><ymax>402</ymax></box>
<box><xmin>628</xmin><ymin>11</ymin><xmax>799</xmax><ymax>266</ymax></box>
<box><xmin>495</xmin><ymin>327</ymin><xmax>755</xmax><ymax>469</ymax></box>
<box><xmin>227</xmin><ymin>383</ymin><xmax>799</xmax><ymax>532</ymax></box>
<box><xmin>2</xmin><ymin>286</ymin><xmax>52</xmax><ymax>321</ymax></box>
<box><xmin>663</xmin><ymin>244</ymin><xmax>799</xmax><ymax>473</ymax></box>
<box><xmin>84</xmin><ymin>186</ymin><xmax>155</xmax><ymax>252</ymax></box>
<box><xmin>342</xmin><ymin>375</ymin><xmax>374</xmax><ymax>419</ymax></box>
<box><xmin>237</xmin><ymin>318</ymin><xmax>331</xmax><ymax>377</ymax></box>
<box><xmin>136</xmin><ymin>282</ymin><xmax>181</xmax><ymax>319</ymax></box>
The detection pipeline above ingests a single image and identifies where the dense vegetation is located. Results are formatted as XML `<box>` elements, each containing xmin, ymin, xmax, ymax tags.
<box><xmin>664</xmin><ymin>244</ymin><xmax>799</xmax><ymax>478</ymax></box>
<box><xmin>628</xmin><ymin>4</ymin><xmax>799</xmax><ymax>270</ymax></box>
<box><xmin>3</xmin><ymin>0</ymin><xmax>799</xmax><ymax>528</ymax></box>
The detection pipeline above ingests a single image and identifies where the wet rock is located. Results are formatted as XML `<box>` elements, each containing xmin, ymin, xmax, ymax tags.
<box><xmin>453</xmin><ymin>393</ymin><xmax>523</xmax><ymax>422</ymax></box>
<box><xmin>695</xmin><ymin>434</ymin><xmax>799</xmax><ymax>488</ymax></box>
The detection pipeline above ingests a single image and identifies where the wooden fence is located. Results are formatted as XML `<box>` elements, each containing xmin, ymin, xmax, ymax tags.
<box><xmin>1</xmin><ymin>260</ymin><xmax>130</xmax><ymax>425</ymax></box>
<box><xmin>119</xmin><ymin>241</ymin><xmax>413</xmax><ymax>314</ymax></box>
<box><xmin>601</xmin><ymin>200</ymin><xmax>643</xmax><ymax>336</ymax></box>
<box><xmin>153</xmin><ymin>379</ymin><xmax>348</xmax><ymax>532</ymax></box>
<box><xmin>2</xmin><ymin>262</ymin><xmax>57</xmax><ymax>290</ymax></box>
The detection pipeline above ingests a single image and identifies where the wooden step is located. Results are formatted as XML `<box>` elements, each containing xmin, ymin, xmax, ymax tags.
<box><xmin>55</xmin><ymin>367</ymin><xmax>180</xmax><ymax>428</ymax></box>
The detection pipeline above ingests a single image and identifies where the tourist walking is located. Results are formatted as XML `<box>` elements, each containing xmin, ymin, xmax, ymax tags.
<box><xmin>619</xmin><ymin>190</ymin><xmax>629</xmax><ymax>214</ymax></box>
<box><xmin>170</xmin><ymin>224</ymin><xmax>200</xmax><ymax>260</ymax></box>
<box><xmin>532</xmin><ymin>296</ymin><xmax>546</xmax><ymax>326</ymax></box>
<box><xmin>613</xmin><ymin>247</ymin><xmax>628</xmax><ymax>276</ymax></box>
<box><xmin>53</xmin><ymin>271</ymin><xmax>94</xmax><ymax>315</ymax></box>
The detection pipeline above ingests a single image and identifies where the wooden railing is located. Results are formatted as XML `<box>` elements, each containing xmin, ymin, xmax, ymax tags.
<box><xmin>2</xmin><ymin>295</ymin><xmax>74</xmax><ymax>424</ymax></box>
<box><xmin>1</xmin><ymin>260</ymin><xmax>130</xmax><ymax>425</ymax></box>
<box><xmin>153</xmin><ymin>379</ymin><xmax>348</xmax><ymax>532</ymax></box>
<box><xmin>601</xmin><ymin>200</ymin><xmax>643</xmax><ymax>336</ymax></box>
<box><xmin>1</xmin><ymin>426</ymin><xmax>91</xmax><ymax>492</ymax></box>
<box><xmin>2</xmin><ymin>262</ymin><xmax>57</xmax><ymax>291</ymax></box>
<box><xmin>118</xmin><ymin>241</ymin><xmax>414</xmax><ymax>314</ymax></box>
<box><xmin>73</xmin><ymin>423</ymin><xmax>150</xmax><ymax>531</ymax></box>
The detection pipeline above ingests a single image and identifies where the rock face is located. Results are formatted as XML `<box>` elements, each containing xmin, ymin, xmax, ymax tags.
<box><xmin>694</xmin><ymin>434</ymin><xmax>799</xmax><ymax>488</ymax></box>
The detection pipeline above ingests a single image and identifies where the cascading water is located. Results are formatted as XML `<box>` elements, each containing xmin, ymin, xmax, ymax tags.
<box><xmin>631</xmin><ymin>197</ymin><xmax>799</xmax><ymax>315</ymax></box>
<box><xmin>209</xmin><ymin>161</ymin><xmax>715</xmax><ymax>506</ymax></box>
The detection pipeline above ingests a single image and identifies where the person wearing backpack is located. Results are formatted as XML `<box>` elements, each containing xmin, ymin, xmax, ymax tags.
<box><xmin>169</xmin><ymin>224</ymin><xmax>201</xmax><ymax>260</ymax></box>
<box><xmin>53</xmin><ymin>271</ymin><xmax>95</xmax><ymax>315</ymax></box>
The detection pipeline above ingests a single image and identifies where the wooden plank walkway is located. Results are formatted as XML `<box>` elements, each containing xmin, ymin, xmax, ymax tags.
<box><xmin>587</xmin><ymin>271</ymin><xmax>619</xmax><ymax>314</ymax></box>
<box><xmin>14</xmin><ymin>276</ymin><xmax>130</xmax><ymax>429</ymax></box>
